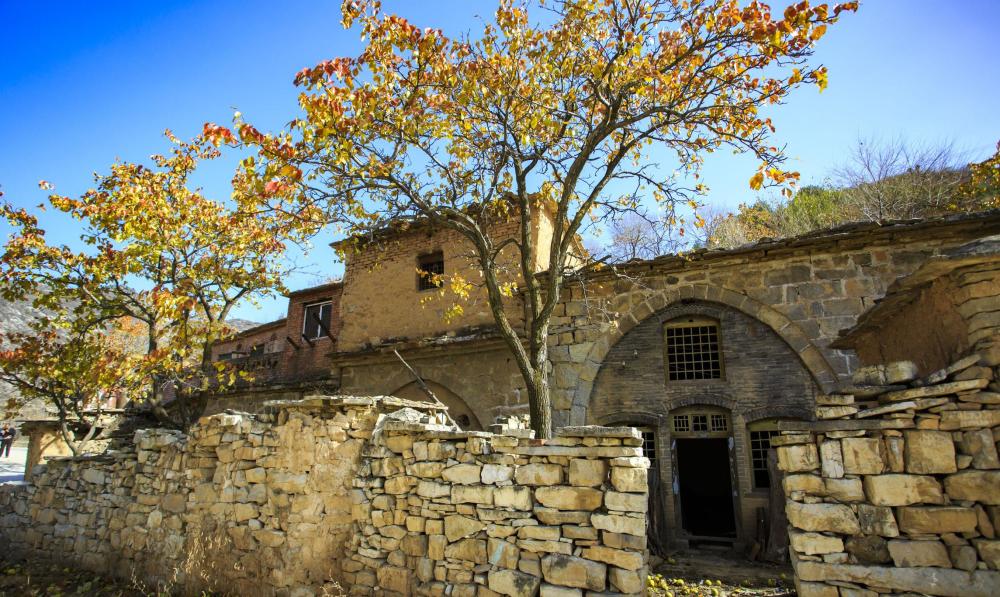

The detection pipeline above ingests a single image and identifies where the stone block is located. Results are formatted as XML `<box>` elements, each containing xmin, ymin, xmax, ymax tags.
<box><xmin>789</xmin><ymin>530</ymin><xmax>845</xmax><ymax>555</ymax></box>
<box><xmin>885</xmin><ymin>361</ymin><xmax>919</xmax><ymax>384</ymax></box>
<box><xmin>442</xmin><ymin>464</ymin><xmax>482</xmax><ymax>485</ymax></box>
<box><xmin>539</xmin><ymin>585</ymin><xmax>582</xmax><ymax>597</ymax></box>
<box><xmin>540</xmin><ymin>554</ymin><xmax>606</xmax><ymax>591</ymax></box>
<box><xmin>786</xmin><ymin>502</ymin><xmax>860</xmax><ymax>535</ymax></box>
<box><xmin>591</xmin><ymin>513</ymin><xmax>645</xmax><ymax>537</ymax></box>
<box><xmin>444</xmin><ymin>515</ymin><xmax>486</xmax><ymax>542</ymax></box>
<box><xmin>604</xmin><ymin>491</ymin><xmax>647</xmax><ymax>513</ymax></box>
<box><xmin>580</xmin><ymin>545</ymin><xmax>644</xmax><ymax>570</ymax></box>
<box><xmin>609</xmin><ymin>467</ymin><xmax>646</xmax><ymax>493</ymax></box>
<box><xmin>494</xmin><ymin>486</ymin><xmax>533</xmax><ymax>511</ymax></box>
<box><xmin>824</xmin><ymin>478</ymin><xmax>864</xmax><ymax>502</ymax></box>
<box><xmin>535</xmin><ymin>487</ymin><xmax>603</xmax><ymax>511</ymax></box>
<box><xmin>796</xmin><ymin>581</ymin><xmax>839</xmax><ymax>597</ymax></box>
<box><xmin>949</xmin><ymin>544</ymin><xmax>978</xmax><ymax>571</ymax></box>
<box><xmin>777</xmin><ymin>444</ymin><xmax>820</xmax><ymax>472</ymax></box>
<box><xmin>857</xmin><ymin>504</ymin><xmax>899</xmax><ymax>537</ymax></box>
<box><xmin>820</xmin><ymin>441</ymin><xmax>844</xmax><ymax>479</ymax></box>
<box><xmin>887</xmin><ymin>539</ymin><xmax>951</xmax><ymax>568</ymax></box>
<box><xmin>940</xmin><ymin>409</ymin><xmax>1000</xmax><ymax>430</ymax></box>
<box><xmin>784</xmin><ymin>474</ymin><xmax>825</xmax><ymax>495</ymax></box>
<box><xmin>904</xmin><ymin>430</ymin><xmax>957</xmax><ymax>474</ymax></box>
<box><xmin>845</xmin><ymin>535</ymin><xmax>891</xmax><ymax>564</ymax></box>
<box><xmin>795</xmin><ymin>559</ymin><xmax>1000</xmax><ymax>596</ymax></box>
<box><xmin>974</xmin><ymin>539</ymin><xmax>1000</xmax><ymax>569</ymax></box>
<box><xmin>608</xmin><ymin>566</ymin><xmax>644</xmax><ymax>593</ymax></box>
<box><xmin>568</xmin><ymin>459</ymin><xmax>608</xmax><ymax>487</ymax></box>
<box><xmin>482</xmin><ymin>464</ymin><xmax>514</xmax><ymax>485</ymax></box>
<box><xmin>488</xmin><ymin>538</ymin><xmax>521</xmax><ymax>569</ymax></box>
<box><xmin>445</xmin><ymin>538</ymin><xmax>487</xmax><ymax>563</ymax></box>
<box><xmin>515</xmin><ymin>463</ymin><xmax>563</xmax><ymax>486</ymax></box>
<box><xmin>944</xmin><ymin>470</ymin><xmax>1000</xmax><ymax>505</ymax></box>
<box><xmin>963</xmin><ymin>429</ymin><xmax>1000</xmax><ymax>469</ymax></box>
<box><xmin>488</xmin><ymin>569</ymin><xmax>541</xmax><ymax>597</ymax></box>
<box><xmin>452</xmin><ymin>485</ymin><xmax>494</xmax><ymax>505</ymax></box>
<box><xmin>841</xmin><ymin>438</ymin><xmax>885</xmax><ymax>475</ymax></box>
<box><xmin>897</xmin><ymin>507</ymin><xmax>978</xmax><ymax>534</ymax></box>
<box><xmin>862</xmin><ymin>474</ymin><xmax>944</xmax><ymax>506</ymax></box>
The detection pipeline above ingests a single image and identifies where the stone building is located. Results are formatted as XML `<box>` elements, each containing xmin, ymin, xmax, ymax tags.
<box><xmin>208</xmin><ymin>209</ymin><xmax>1000</xmax><ymax>551</ymax></box>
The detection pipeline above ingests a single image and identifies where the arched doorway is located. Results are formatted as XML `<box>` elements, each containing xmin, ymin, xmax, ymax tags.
<box><xmin>669</xmin><ymin>405</ymin><xmax>738</xmax><ymax>542</ymax></box>
<box><xmin>390</xmin><ymin>381</ymin><xmax>484</xmax><ymax>431</ymax></box>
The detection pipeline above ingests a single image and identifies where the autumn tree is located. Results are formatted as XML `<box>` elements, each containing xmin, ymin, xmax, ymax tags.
<box><xmin>0</xmin><ymin>319</ymin><xmax>144</xmax><ymax>455</ymax></box>
<box><xmin>833</xmin><ymin>137</ymin><xmax>971</xmax><ymax>222</ymax></box>
<box><xmin>958</xmin><ymin>141</ymin><xmax>1000</xmax><ymax>209</ymax></box>
<box><xmin>217</xmin><ymin>0</ymin><xmax>857</xmax><ymax>437</ymax></box>
<box><xmin>0</xmin><ymin>132</ymin><xmax>300</xmax><ymax>427</ymax></box>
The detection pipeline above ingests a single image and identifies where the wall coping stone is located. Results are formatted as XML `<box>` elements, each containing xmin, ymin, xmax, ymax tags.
<box><xmin>556</xmin><ymin>425</ymin><xmax>643</xmax><ymax>439</ymax></box>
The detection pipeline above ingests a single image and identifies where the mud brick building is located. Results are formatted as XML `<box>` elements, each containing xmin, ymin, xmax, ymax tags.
<box><xmin>209</xmin><ymin>209</ymin><xmax>1000</xmax><ymax>551</ymax></box>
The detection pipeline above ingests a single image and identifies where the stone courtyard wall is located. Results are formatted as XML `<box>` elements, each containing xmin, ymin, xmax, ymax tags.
<box><xmin>775</xmin><ymin>347</ymin><xmax>1000</xmax><ymax>597</ymax></box>
<box><xmin>0</xmin><ymin>396</ymin><xmax>649</xmax><ymax>596</ymax></box>
<box><xmin>345</xmin><ymin>420</ymin><xmax>650</xmax><ymax>596</ymax></box>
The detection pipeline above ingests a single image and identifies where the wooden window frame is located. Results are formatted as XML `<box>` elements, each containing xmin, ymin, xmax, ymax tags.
<box><xmin>663</xmin><ymin>316</ymin><xmax>724</xmax><ymax>382</ymax></box>
<box><xmin>417</xmin><ymin>251</ymin><xmax>445</xmax><ymax>291</ymax></box>
<box><xmin>302</xmin><ymin>300</ymin><xmax>333</xmax><ymax>341</ymax></box>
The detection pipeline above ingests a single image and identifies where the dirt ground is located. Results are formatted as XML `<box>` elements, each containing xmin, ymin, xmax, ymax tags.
<box><xmin>647</xmin><ymin>550</ymin><xmax>795</xmax><ymax>597</ymax></box>
<box><xmin>0</xmin><ymin>557</ymin><xmax>148</xmax><ymax>596</ymax></box>
<box><xmin>0</xmin><ymin>551</ymin><xmax>792</xmax><ymax>596</ymax></box>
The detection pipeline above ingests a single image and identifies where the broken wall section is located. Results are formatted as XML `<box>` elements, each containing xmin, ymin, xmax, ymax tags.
<box><xmin>776</xmin><ymin>349</ymin><xmax>1000</xmax><ymax>597</ymax></box>
<box><xmin>0</xmin><ymin>397</ymin><xmax>401</xmax><ymax>594</ymax></box>
<box><xmin>346</xmin><ymin>421</ymin><xmax>650</xmax><ymax>596</ymax></box>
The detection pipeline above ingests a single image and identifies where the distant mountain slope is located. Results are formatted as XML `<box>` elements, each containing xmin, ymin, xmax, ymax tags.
<box><xmin>0</xmin><ymin>298</ymin><xmax>258</xmax><ymax>421</ymax></box>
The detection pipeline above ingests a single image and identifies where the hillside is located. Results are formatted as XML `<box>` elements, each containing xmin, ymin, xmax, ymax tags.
<box><xmin>0</xmin><ymin>298</ymin><xmax>258</xmax><ymax>421</ymax></box>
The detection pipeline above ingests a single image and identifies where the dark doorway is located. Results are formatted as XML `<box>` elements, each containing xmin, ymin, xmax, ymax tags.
<box><xmin>675</xmin><ymin>437</ymin><xmax>737</xmax><ymax>538</ymax></box>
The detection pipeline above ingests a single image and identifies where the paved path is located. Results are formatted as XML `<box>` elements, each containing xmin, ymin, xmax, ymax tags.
<box><xmin>0</xmin><ymin>446</ymin><xmax>27</xmax><ymax>484</ymax></box>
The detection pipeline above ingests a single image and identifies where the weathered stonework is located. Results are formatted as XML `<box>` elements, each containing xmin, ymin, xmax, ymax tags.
<box><xmin>777</xmin><ymin>346</ymin><xmax>1000</xmax><ymax>597</ymax></box>
<box><xmin>0</xmin><ymin>397</ymin><xmax>649</xmax><ymax>596</ymax></box>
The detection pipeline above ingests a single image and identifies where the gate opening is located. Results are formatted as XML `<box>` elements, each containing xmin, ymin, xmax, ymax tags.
<box><xmin>676</xmin><ymin>437</ymin><xmax>737</xmax><ymax>539</ymax></box>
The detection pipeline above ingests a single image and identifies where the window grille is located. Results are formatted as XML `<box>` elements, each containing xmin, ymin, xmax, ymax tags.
<box><xmin>710</xmin><ymin>414</ymin><xmax>728</xmax><ymax>432</ymax></box>
<box><xmin>640</xmin><ymin>429</ymin><xmax>656</xmax><ymax>462</ymax></box>
<box><xmin>303</xmin><ymin>301</ymin><xmax>332</xmax><ymax>340</ymax></box>
<box><xmin>749</xmin><ymin>429</ymin><xmax>780</xmax><ymax>488</ymax></box>
<box><xmin>672</xmin><ymin>415</ymin><xmax>689</xmax><ymax>432</ymax></box>
<box><xmin>691</xmin><ymin>414</ymin><xmax>708</xmax><ymax>432</ymax></box>
<box><xmin>417</xmin><ymin>252</ymin><xmax>445</xmax><ymax>291</ymax></box>
<box><xmin>664</xmin><ymin>320</ymin><xmax>722</xmax><ymax>380</ymax></box>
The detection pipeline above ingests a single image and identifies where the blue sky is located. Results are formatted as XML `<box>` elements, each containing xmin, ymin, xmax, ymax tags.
<box><xmin>2</xmin><ymin>0</ymin><xmax>998</xmax><ymax>322</ymax></box>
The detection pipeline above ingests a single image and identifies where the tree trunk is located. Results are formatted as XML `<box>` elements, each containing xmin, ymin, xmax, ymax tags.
<box><xmin>527</xmin><ymin>323</ymin><xmax>553</xmax><ymax>439</ymax></box>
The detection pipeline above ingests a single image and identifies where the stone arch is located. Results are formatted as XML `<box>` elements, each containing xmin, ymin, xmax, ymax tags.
<box><xmin>595</xmin><ymin>410</ymin><xmax>663</xmax><ymax>427</ymax></box>
<box><xmin>570</xmin><ymin>283</ymin><xmax>837</xmax><ymax>424</ymax></box>
<box><xmin>390</xmin><ymin>380</ymin><xmax>484</xmax><ymax>431</ymax></box>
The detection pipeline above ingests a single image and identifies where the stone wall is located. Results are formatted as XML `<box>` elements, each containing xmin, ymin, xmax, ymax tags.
<box><xmin>345</xmin><ymin>420</ymin><xmax>650</xmax><ymax>596</ymax></box>
<box><xmin>775</xmin><ymin>347</ymin><xmax>1000</xmax><ymax>597</ymax></box>
<box><xmin>0</xmin><ymin>397</ymin><xmax>649</xmax><ymax>596</ymax></box>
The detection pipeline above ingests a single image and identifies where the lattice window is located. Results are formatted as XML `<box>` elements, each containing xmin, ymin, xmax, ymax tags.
<box><xmin>664</xmin><ymin>318</ymin><xmax>722</xmax><ymax>380</ymax></box>
<box><xmin>640</xmin><ymin>429</ymin><xmax>657</xmax><ymax>462</ymax></box>
<box><xmin>691</xmin><ymin>414</ymin><xmax>708</xmax><ymax>432</ymax></box>
<box><xmin>749</xmin><ymin>429</ymin><xmax>780</xmax><ymax>488</ymax></box>
<box><xmin>417</xmin><ymin>251</ymin><xmax>445</xmax><ymax>291</ymax></box>
<box><xmin>672</xmin><ymin>415</ymin><xmax>690</xmax><ymax>433</ymax></box>
<box><xmin>710</xmin><ymin>414</ymin><xmax>728</xmax><ymax>432</ymax></box>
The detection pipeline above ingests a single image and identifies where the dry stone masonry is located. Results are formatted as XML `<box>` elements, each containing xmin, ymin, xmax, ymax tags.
<box><xmin>777</xmin><ymin>346</ymin><xmax>1000</xmax><ymax>597</ymax></box>
<box><xmin>0</xmin><ymin>397</ymin><xmax>649</xmax><ymax>596</ymax></box>
<box><xmin>345</xmin><ymin>418</ymin><xmax>650</xmax><ymax>596</ymax></box>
